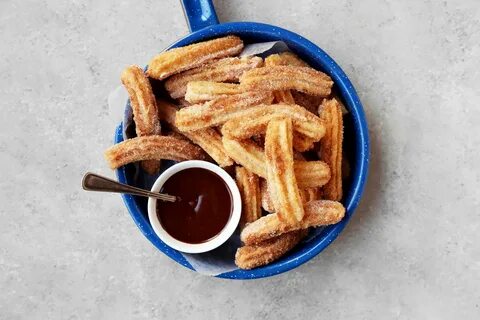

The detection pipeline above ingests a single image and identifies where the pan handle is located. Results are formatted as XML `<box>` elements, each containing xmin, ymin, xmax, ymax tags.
<box><xmin>180</xmin><ymin>0</ymin><xmax>220</xmax><ymax>32</ymax></box>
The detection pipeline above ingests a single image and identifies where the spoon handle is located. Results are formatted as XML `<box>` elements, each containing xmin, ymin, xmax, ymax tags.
<box><xmin>82</xmin><ymin>172</ymin><xmax>176</xmax><ymax>202</ymax></box>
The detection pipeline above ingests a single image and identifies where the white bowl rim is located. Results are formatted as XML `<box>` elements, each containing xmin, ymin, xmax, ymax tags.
<box><xmin>147</xmin><ymin>160</ymin><xmax>242</xmax><ymax>254</ymax></box>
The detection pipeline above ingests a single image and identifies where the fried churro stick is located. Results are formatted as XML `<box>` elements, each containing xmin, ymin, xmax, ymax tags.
<box><xmin>265</xmin><ymin>118</ymin><xmax>304</xmax><ymax>224</ymax></box>
<box><xmin>104</xmin><ymin>136</ymin><xmax>207</xmax><ymax>169</ymax></box>
<box><xmin>266</xmin><ymin>52</ymin><xmax>306</xmax><ymax>105</ymax></box>
<box><xmin>264</xmin><ymin>49</ymin><xmax>320</xmax><ymax>115</ymax></box>
<box><xmin>157</xmin><ymin>99</ymin><xmax>233</xmax><ymax>167</ymax></box>
<box><xmin>164</xmin><ymin>56</ymin><xmax>263</xmax><ymax>98</ymax></box>
<box><xmin>185</xmin><ymin>81</ymin><xmax>241</xmax><ymax>103</ymax></box>
<box><xmin>175</xmin><ymin>92</ymin><xmax>274</xmax><ymax>131</ymax></box>
<box><xmin>222</xmin><ymin>137</ymin><xmax>331</xmax><ymax>187</ymax></box>
<box><xmin>240</xmin><ymin>66</ymin><xmax>333</xmax><ymax>97</ymax></box>
<box><xmin>147</xmin><ymin>35</ymin><xmax>244</xmax><ymax>80</ymax></box>
<box><xmin>318</xmin><ymin>98</ymin><xmax>343</xmax><ymax>201</ymax></box>
<box><xmin>293</xmin><ymin>161</ymin><xmax>331</xmax><ymax>188</ymax></box>
<box><xmin>241</xmin><ymin>200</ymin><xmax>345</xmax><ymax>245</ymax></box>
<box><xmin>121</xmin><ymin>65</ymin><xmax>162</xmax><ymax>174</ymax></box>
<box><xmin>220</xmin><ymin>104</ymin><xmax>325</xmax><ymax>141</ymax></box>
<box><xmin>265</xmin><ymin>52</ymin><xmax>309</xmax><ymax>67</ymax></box>
<box><xmin>235</xmin><ymin>229</ymin><xmax>308</xmax><ymax>269</ymax></box>
<box><xmin>236</xmin><ymin>167</ymin><xmax>262</xmax><ymax>225</ymax></box>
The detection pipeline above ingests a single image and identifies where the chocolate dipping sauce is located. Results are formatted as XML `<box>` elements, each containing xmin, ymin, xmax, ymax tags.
<box><xmin>156</xmin><ymin>168</ymin><xmax>232</xmax><ymax>244</ymax></box>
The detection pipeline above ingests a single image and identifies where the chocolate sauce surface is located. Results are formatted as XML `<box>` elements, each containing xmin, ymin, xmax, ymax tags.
<box><xmin>156</xmin><ymin>168</ymin><xmax>232</xmax><ymax>244</ymax></box>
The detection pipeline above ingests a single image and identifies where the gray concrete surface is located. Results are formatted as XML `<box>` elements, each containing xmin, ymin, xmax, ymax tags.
<box><xmin>1</xmin><ymin>0</ymin><xmax>479</xmax><ymax>319</ymax></box>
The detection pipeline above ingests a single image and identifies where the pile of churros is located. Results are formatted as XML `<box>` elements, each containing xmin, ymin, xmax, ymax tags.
<box><xmin>104</xmin><ymin>35</ymin><xmax>347</xmax><ymax>269</ymax></box>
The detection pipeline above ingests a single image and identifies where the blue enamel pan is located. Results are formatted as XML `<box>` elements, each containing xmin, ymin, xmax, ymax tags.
<box><xmin>114</xmin><ymin>0</ymin><xmax>369</xmax><ymax>279</ymax></box>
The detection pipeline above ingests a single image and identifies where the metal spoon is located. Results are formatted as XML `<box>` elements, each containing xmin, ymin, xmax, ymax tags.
<box><xmin>82</xmin><ymin>172</ymin><xmax>177</xmax><ymax>202</ymax></box>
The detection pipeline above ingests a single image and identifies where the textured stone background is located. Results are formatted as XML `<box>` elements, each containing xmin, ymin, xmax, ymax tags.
<box><xmin>1</xmin><ymin>0</ymin><xmax>479</xmax><ymax>319</ymax></box>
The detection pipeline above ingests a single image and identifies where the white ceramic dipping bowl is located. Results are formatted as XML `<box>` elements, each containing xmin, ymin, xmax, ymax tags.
<box><xmin>148</xmin><ymin>160</ymin><xmax>242</xmax><ymax>253</ymax></box>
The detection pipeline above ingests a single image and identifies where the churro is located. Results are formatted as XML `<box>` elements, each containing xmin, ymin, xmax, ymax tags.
<box><xmin>185</xmin><ymin>81</ymin><xmax>241</xmax><ymax>103</ymax></box>
<box><xmin>157</xmin><ymin>99</ymin><xmax>233</xmax><ymax>167</ymax></box>
<box><xmin>222</xmin><ymin>136</ymin><xmax>331</xmax><ymax>187</ymax></box>
<box><xmin>164</xmin><ymin>56</ymin><xmax>263</xmax><ymax>98</ymax></box>
<box><xmin>235</xmin><ymin>229</ymin><xmax>308</xmax><ymax>269</ymax></box>
<box><xmin>266</xmin><ymin>52</ymin><xmax>306</xmax><ymax>106</ymax></box>
<box><xmin>264</xmin><ymin>52</ymin><xmax>309</xmax><ymax>67</ymax></box>
<box><xmin>104</xmin><ymin>136</ymin><xmax>207</xmax><ymax>169</ymax></box>
<box><xmin>220</xmin><ymin>104</ymin><xmax>325</xmax><ymax>141</ymax></box>
<box><xmin>293</xmin><ymin>161</ymin><xmax>331</xmax><ymax>188</ymax></box>
<box><xmin>147</xmin><ymin>35</ymin><xmax>244</xmax><ymax>80</ymax></box>
<box><xmin>240</xmin><ymin>66</ymin><xmax>333</xmax><ymax>96</ymax></box>
<box><xmin>241</xmin><ymin>200</ymin><xmax>345</xmax><ymax>245</ymax></box>
<box><xmin>318</xmin><ymin>98</ymin><xmax>343</xmax><ymax>201</ymax></box>
<box><xmin>265</xmin><ymin>118</ymin><xmax>304</xmax><ymax>224</ymax></box>
<box><xmin>175</xmin><ymin>91</ymin><xmax>274</xmax><ymax>131</ymax></box>
<box><xmin>121</xmin><ymin>65</ymin><xmax>162</xmax><ymax>174</ymax></box>
<box><xmin>236</xmin><ymin>167</ymin><xmax>262</xmax><ymax>225</ymax></box>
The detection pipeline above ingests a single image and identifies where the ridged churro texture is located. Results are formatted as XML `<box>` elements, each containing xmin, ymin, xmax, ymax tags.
<box><xmin>236</xmin><ymin>167</ymin><xmax>262</xmax><ymax>226</ymax></box>
<box><xmin>104</xmin><ymin>136</ymin><xmax>207</xmax><ymax>169</ymax></box>
<box><xmin>185</xmin><ymin>81</ymin><xmax>241</xmax><ymax>103</ymax></box>
<box><xmin>222</xmin><ymin>136</ymin><xmax>331</xmax><ymax>187</ymax></box>
<box><xmin>120</xmin><ymin>65</ymin><xmax>161</xmax><ymax>175</ymax></box>
<box><xmin>241</xmin><ymin>200</ymin><xmax>345</xmax><ymax>245</ymax></box>
<box><xmin>156</xmin><ymin>99</ymin><xmax>233</xmax><ymax>167</ymax></box>
<box><xmin>164</xmin><ymin>56</ymin><xmax>263</xmax><ymax>98</ymax></box>
<box><xmin>175</xmin><ymin>91</ymin><xmax>274</xmax><ymax>131</ymax></box>
<box><xmin>293</xmin><ymin>161</ymin><xmax>331</xmax><ymax>188</ymax></box>
<box><xmin>220</xmin><ymin>104</ymin><xmax>325</xmax><ymax>141</ymax></box>
<box><xmin>266</xmin><ymin>52</ymin><xmax>307</xmax><ymax>106</ymax></box>
<box><xmin>235</xmin><ymin>229</ymin><xmax>308</xmax><ymax>269</ymax></box>
<box><xmin>147</xmin><ymin>36</ymin><xmax>244</xmax><ymax>80</ymax></box>
<box><xmin>318</xmin><ymin>98</ymin><xmax>343</xmax><ymax>201</ymax></box>
<box><xmin>265</xmin><ymin>118</ymin><xmax>304</xmax><ymax>224</ymax></box>
<box><xmin>240</xmin><ymin>66</ymin><xmax>333</xmax><ymax>97</ymax></box>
